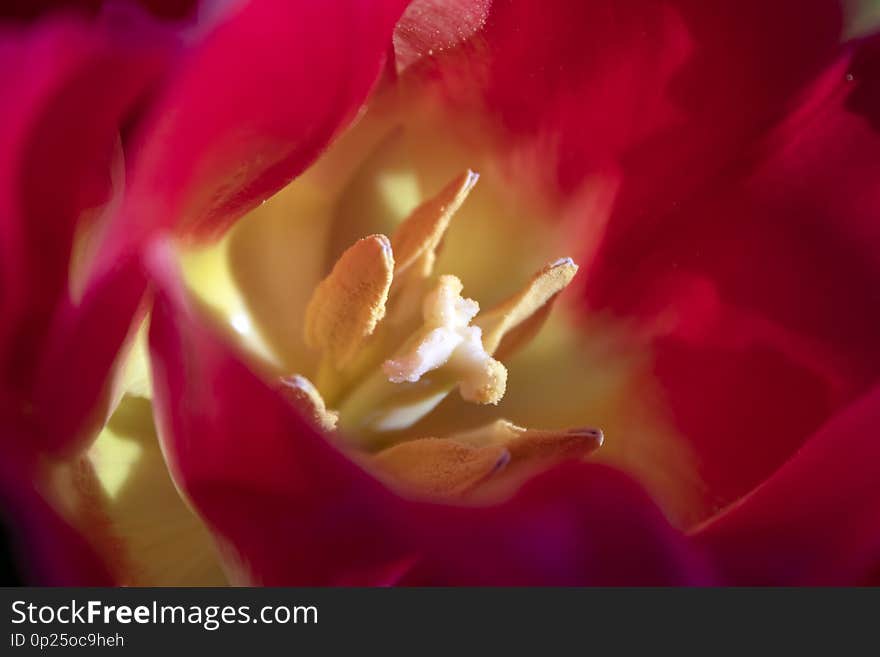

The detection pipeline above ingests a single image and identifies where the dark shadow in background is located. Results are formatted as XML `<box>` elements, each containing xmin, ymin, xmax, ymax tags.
<box><xmin>0</xmin><ymin>515</ymin><xmax>24</xmax><ymax>585</ymax></box>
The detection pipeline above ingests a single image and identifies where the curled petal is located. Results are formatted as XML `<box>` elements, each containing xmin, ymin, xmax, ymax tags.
<box><xmin>121</xmin><ymin>0</ymin><xmax>412</xmax><ymax>242</ymax></box>
<box><xmin>0</xmin><ymin>18</ymin><xmax>169</xmax><ymax>456</ymax></box>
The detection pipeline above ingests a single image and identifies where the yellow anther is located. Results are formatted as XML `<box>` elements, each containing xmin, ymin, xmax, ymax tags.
<box><xmin>278</xmin><ymin>375</ymin><xmax>339</xmax><ymax>432</ymax></box>
<box><xmin>372</xmin><ymin>437</ymin><xmax>509</xmax><ymax>498</ymax></box>
<box><xmin>476</xmin><ymin>258</ymin><xmax>579</xmax><ymax>357</ymax></box>
<box><xmin>450</xmin><ymin>419</ymin><xmax>603</xmax><ymax>459</ymax></box>
<box><xmin>390</xmin><ymin>169</ymin><xmax>479</xmax><ymax>285</ymax></box>
<box><xmin>304</xmin><ymin>234</ymin><xmax>394</xmax><ymax>368</ymax></box>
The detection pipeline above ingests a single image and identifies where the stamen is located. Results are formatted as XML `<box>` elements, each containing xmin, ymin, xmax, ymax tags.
<box><xmin>390</xmin><ymin>170</ymin><xmax>479</xmax><ymax>286</ymax></box>
<box><xmin>476</xmin><ymin>258</ymin><xmax>579</xmax><ymax>357</ymax></box>
<box><xmin>448</xmin><ymin>419</ymin><xmax>603</xmax><ymax>493</ymax></box>
<box><xmin>369</xmin><ymin>421</ymin><xmax>603</xmax><ymax>499</ymax></box>
<box><xmin>371</xmin><ymin>437</ymin><xmax>510</xmax><ymax>498</ymax></box>
<box><xmin>450</xmin><ymin>419</ymin><xmax>604</xmax><ymax>458</ymax></box>
<box><xmin>299</xmin><ymin>172</ymin><xmax>582</xmax><ymax>443</ymax></box>
<box><xmin>278</xmin><ymin>375</ymin><xmax>339</xmax><ymax>432</ymax></box>
<box><xmin>304</xmin><ymin>234</ymin><xmax>394</xmax><ymax>368</ymax></box>
<box><xmin>382</xmin><ymin>275</ymin><xmax>507</xmax><ymax>404</ymax></box>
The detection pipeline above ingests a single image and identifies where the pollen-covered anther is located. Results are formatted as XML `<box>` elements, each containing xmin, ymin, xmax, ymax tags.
<box><xmin>452</xmin><ymin>419</ymin><xmax>603</xmax><ymax>455</ymax></box>
<box><xmin>370</xmin><ymin>421</ymin><xmax>604</xmax><ymax>500</ymax></box>
<box><xmin>371</xmin><ymin>437</ymin><xmax>510</xmax><ymax>498</ymax></box>
<box><xmin>449</xmin><ymin>419</ymin><xmax>604</xmax><ymax>488</ymax></box>
<box><xmin>278</xmin><ymin>375</ymin><xmax>339</xmax><ymax>432</ymax></box>
<box><xmin>382</xmin><ymin>275</ymin><xmax>507</xmax><ymax>405</ymax></box>
<box><xmin>476</xmin><ymin>257</ymin><xmax>579</xmax><ymax>357</ymax></box>
<box><xmin>390</xmin><ymin>169</ymin><xmax>479</xmax><ymax>285</ymax></box>
<box><xmin>304</xmin><ymin>234</ymin><xmax>393</xmax><ymax>368</ymax></box>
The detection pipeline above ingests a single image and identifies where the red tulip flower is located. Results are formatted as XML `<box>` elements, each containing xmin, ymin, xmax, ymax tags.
<box><xmin>2</xmin><ymin>0</ymin><xmax>879</xmax><ymax>586</ymax></box>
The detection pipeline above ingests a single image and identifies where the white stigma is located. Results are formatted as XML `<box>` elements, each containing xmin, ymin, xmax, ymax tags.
<box><xmin>382</xmin><ymin>276</ymin><xmax>507</xmax><ymax>404</ymax></box>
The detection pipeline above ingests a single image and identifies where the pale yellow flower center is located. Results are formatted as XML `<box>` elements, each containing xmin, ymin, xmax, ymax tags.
<box><xmin>286</xmin><ymin>170</ymin><xmax>587</xmax><ymax>465</ymax></box>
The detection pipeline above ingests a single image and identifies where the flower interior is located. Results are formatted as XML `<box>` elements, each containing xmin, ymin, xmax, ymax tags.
<box><xmin>82</xmin><ymin>90</ymin><xmax>706</xmax><ymax>584</ymax></box>
<box><xmin>271</xmin><ymin>168</ymin><xmax>609</xmax><ymax>499</ymax></box>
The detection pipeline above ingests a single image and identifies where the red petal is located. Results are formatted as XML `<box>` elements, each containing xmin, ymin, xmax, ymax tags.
<box><xmin>120</xmin><ymin>0</ymin><xmax>412</xmax><ymax>242</ymax></box>
<box><xmin>693</xmin><ymin>383</ymin><xmax>880</xmax><ymax>585</ymax></box>
<box><xmin>29</xmin><ymin>257</ymin><xmax>149</xmax><ymax>455</ymax></box>
<box><xmin>415</xmin><ymin>0</ymin><xmax>840</xmax><ymax>200</ymax></box>
<box><xmin>147</xmin><ymin>258</ymin><xmax>708</xmax><ymax>585</ymax></box>
<box><xmin>0</xmin><ymin>18</ymin><xmax>169</xmax><ymax>455</ymax></box>
<box><xmin>399</xmin><ymin>463</ymin><xmax>710</xmax><ymax>586</ymax></box>
<box><xmin>582</xmin><ymin>37</ymin><xmax>880</xmax><ymax>510</ymax></box>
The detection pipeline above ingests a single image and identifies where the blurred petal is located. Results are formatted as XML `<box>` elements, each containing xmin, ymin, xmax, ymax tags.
<box><xmin>0</xmin><ymin>1</ymin><xmax>101</xmax><ymax>21</ymax></box>
<box><xmin>0</xmin><ymin>1</ymin><xmax>199</xmax><ymax>22</ymax></box>
<box><xmin>584</xmin><ymin>37</ymin><xmax>880</xmax><ymax>508</ymax></box>
<box><xmin>0</xmin><ymin>18</ymin><xmax>162</xmax><ymax>341</ymax></box>
<box><xmin>693</xmin><ymin>383</ymin><xmax>880</xmax><ymax>585</ymax></box>
<box><xmin>29</xmin><ymin>257</ymin><xmax>149</xmax><ymax>455</ymax></box>
<box><xmin>0</xmin><ymin>17</ymin><xmax>169</xmax><ymax>455</ymax></box>
<box><xmin>399</xmin><ymin>463</ymin><xmax>710</xmax><ymax>585</ymax></box>
<box><xmin>121</xmin><ymin>0</ymin><xmax>412</xmax><ymax>241</ymax></box>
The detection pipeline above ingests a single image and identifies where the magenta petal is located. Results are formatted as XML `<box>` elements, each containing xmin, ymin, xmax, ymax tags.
<box><xmin>122</xmin><ymin>0</ymin><xmax>412</xmax><ymax>242</ymax></box>
<box><xmin>148</xmin><ymin>263</ymin><xmax>708</xmax><ymax>585</ymax></box>
<box><xmin>401</xmin><ymin>463</ymin><xmax>711</xmax><ymax>586</ymax></box>
<box><xmin>0</xmin><ymin>18</ymin><xmax>169</xmax><ymax>458</ymax></box>
<box><xmin>579</xmin><ymin>37</ymin><xmax>880</xmax><ymax>511</ymax></box>
<box><xmin>693</xmin><ymin>384</ymin><xmax>880</xmax><ymax>585</ymax></box>
<box><xmin>30</xmin><ymin>256</ymin><xmax>149</xmax><ymax>455</ymax></box>
<box><xmin>420</xmin><ymin>0</ymin><xmax>840</xmax><ymax>199</ymax></box>
<box><xmin>0</xmin><ymin>19</ymin><xmax>166</xmax><ymax>332</ymax></box>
